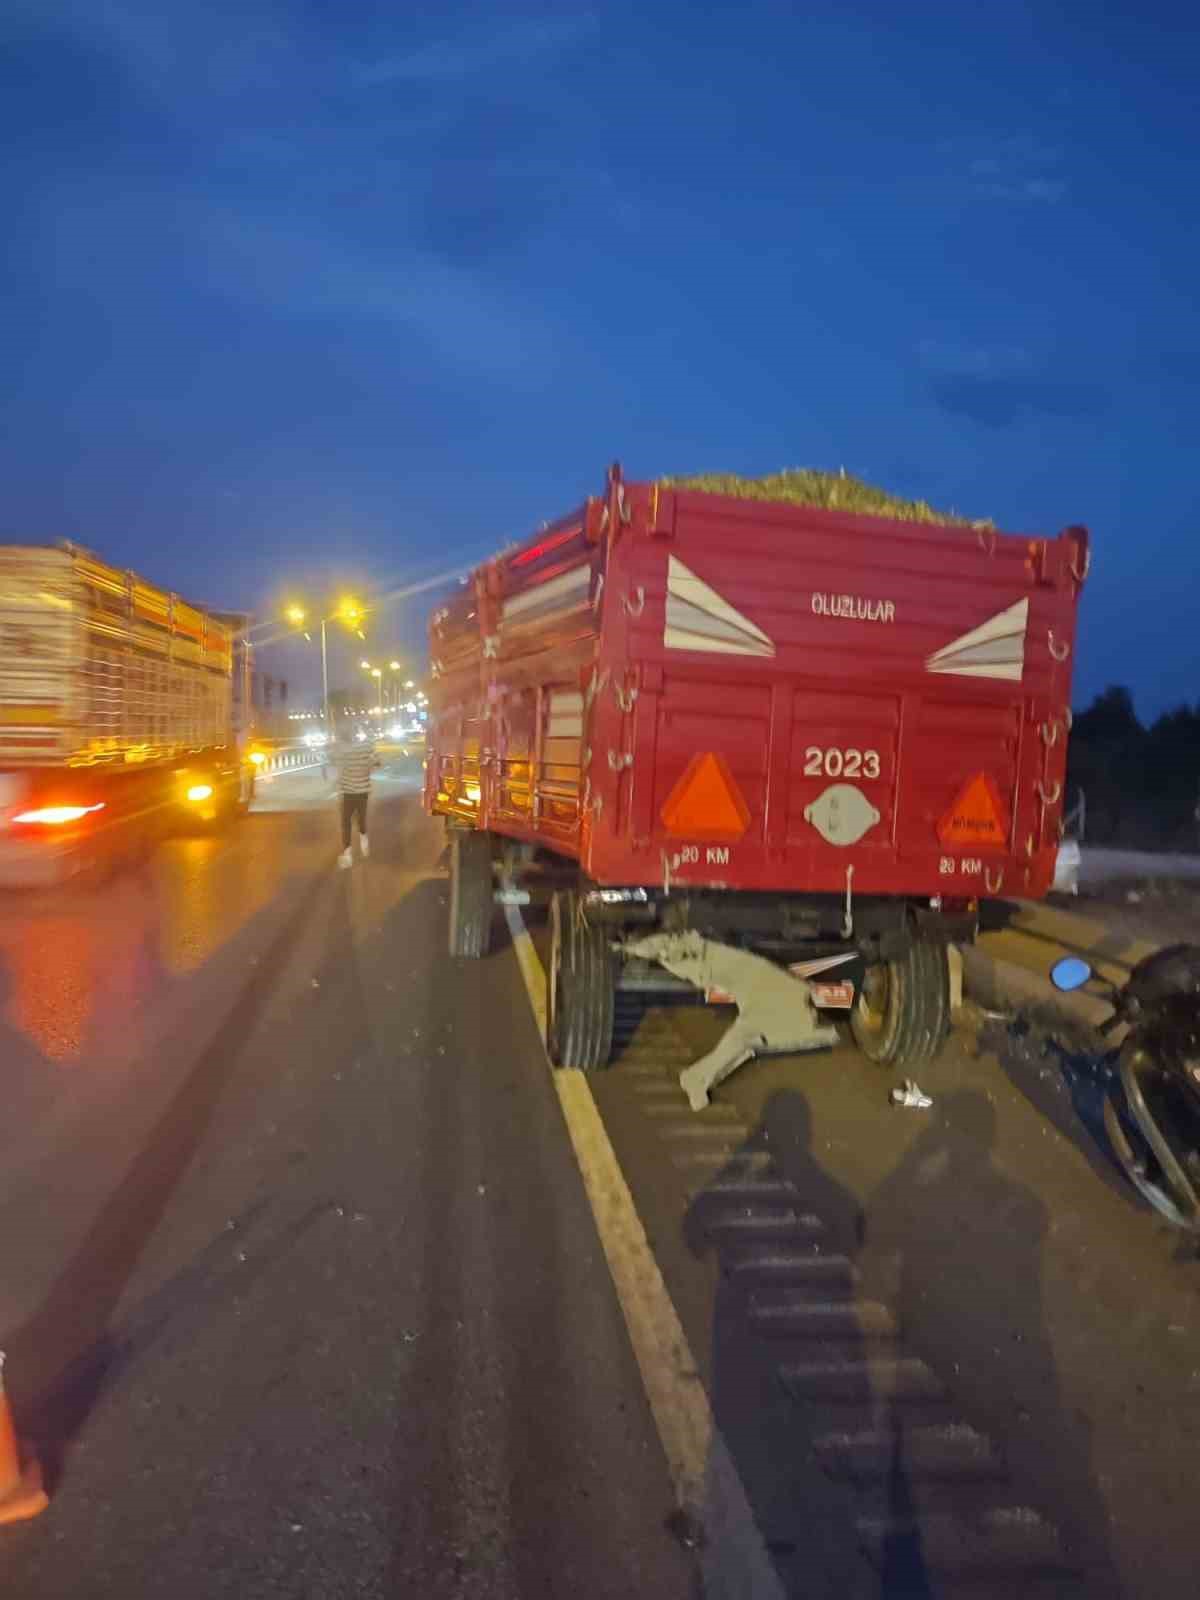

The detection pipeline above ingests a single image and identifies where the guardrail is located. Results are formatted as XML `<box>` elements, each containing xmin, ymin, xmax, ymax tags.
<box><xmin>256</xmin><ymin>747</ymin><xmax>324</xmax><ymax>778</ymax></box>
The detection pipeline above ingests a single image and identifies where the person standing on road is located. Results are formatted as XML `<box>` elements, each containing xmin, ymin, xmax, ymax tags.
<box><xmin>324</xmin><ymin>724</ymin><xmax>379</xmax><ymax>869</ymax></box>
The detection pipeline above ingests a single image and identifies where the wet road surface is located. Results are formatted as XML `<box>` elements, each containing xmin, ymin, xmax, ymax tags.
<box><xmin>1</xmin><ymin>759</ymin><xmax>1198</xmax><ymax>1597</ymax></box>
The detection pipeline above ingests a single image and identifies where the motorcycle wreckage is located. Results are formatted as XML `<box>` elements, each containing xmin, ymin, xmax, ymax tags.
<box><xmin>1053</xmin><ymin>945</ymin><xmax>1200</xmax><ymax>1230</ymax></box>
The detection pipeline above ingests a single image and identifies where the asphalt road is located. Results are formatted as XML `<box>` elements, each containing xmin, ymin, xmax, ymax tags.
<box><xmin>1</xmin><ymin>761</ymin><xmax>1198</xmax><ymax>1598</ymax></box>
<box><xmin>0</xmin><ymin>762</ymin><xmax>689</xmax><ymax>1599</ymax></box>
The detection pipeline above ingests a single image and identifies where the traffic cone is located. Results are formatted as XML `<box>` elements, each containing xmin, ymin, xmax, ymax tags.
<box><xmin>0</xmin><ymin>1352</ymin><xmax>48</xmax><ymax>1526</ymax></box>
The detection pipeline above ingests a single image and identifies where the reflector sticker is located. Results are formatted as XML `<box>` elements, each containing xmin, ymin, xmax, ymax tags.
<box><xmin>926</xmin><ymin>597</ymin><xmax>1028</xmax><ymax>681</ymax></box>
<box><xmin>707</xmin><ymin>952</ymin><xmax>859</xmax><ymax>1007</ymax></box>
<box><xmin>938</xmin><ymin>773</ymin><xmax>1008</xmax><ymax>848</ymax></box>
<box><xmin>664</xmin><ymin>557</ymin><xmax>774</xmax><ymax>657</ymax></box>
<box><xmin>502</xmin><ymin>565</ymin><xmax>591</xmax><ymax>625</ymax></box>
<box><xmin>660</xmin><ymin>751</ymin><xmax>751</xmax><ymax>841</ymax></box>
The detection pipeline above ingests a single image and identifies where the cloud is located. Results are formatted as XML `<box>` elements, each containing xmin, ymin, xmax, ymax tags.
<box><xmin>207</xmin><ymin>213</ymin><xmax>552</xmax><ymax>381</ymax></box>
<box><xmin>916</xmin><ymin>340</ymin><xmax>1034</xmax><ymax>379</ymax></box>
<box><xmin>954</xmin><ymin>132</ymin><xmax>1069</xmax><ymax>205</ymax></box>
<box><xmin>918</xmin><ymin>340</ymin><xmax>1106</xmax><ymax>427</ymax></box>
<box><xmin>930</xmin><ymin>373</ymin><xmax>1106</xmax><ymax>427</ymax></box>
<box><xmin>12</xmin><ymin>6</ymin><xmax>578</xmax><ymax>355</ymax></box>
<box><xmin>1024</xmin><ymin>178</ymin><xmax>1067</xmax><ymax>203</ymax></box>
<box><xmin>359</xmin><ymin>16</ymin><xmax>591</xmax><ymax>85</ymax></box>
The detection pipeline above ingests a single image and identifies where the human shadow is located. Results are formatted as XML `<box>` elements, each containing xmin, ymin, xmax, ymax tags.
<box><xmin>682</xmin><ymin>1090</ymin><xmax>914</xmax><ymax>1599</ymax></box>
<box><xmin>680</xmin><ymin>1084</ymin><xmax>1127</xmax><ymax>1597</ymax></box>
<box><xmin>865</xmin><ymin>1089</ymin><xmax>1125</xmax><ymax>1599</ymax></box>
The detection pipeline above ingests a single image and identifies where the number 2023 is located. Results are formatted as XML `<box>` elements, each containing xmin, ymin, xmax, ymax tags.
<box><xmin>804</xmin><ymin>746</ymin><xmax>881</xmax><ymax>780</ymax></box>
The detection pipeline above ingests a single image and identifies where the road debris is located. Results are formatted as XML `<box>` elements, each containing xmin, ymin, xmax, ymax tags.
<box><xmin>890</xmin><ymin>1079</ymin><xmax>933</xmax><ymax>1109</ymax></box>
<box><xmin>664</xmin><ymin>1506</ymin><xmax>707</xmax><ymax>1551</ymax></box>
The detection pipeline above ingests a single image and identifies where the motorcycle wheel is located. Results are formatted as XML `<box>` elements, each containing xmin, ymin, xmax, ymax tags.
<box><xmin>1103</xmin><ymin>1072</ymin><xmax>1200</xmax><ymax>1232</ymax></box>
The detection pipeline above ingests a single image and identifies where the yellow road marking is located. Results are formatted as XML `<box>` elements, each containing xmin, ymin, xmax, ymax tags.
<box><xmin>504</xmin><ymin>907</ymin><xmax>785</xmax><ymax>1594</ymax></box>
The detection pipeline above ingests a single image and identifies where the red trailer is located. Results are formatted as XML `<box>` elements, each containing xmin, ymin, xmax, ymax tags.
<box><xmin>426</xmin><ymin>465</ymin><xmax>1087</xmax><ymax>1099</ymax></box>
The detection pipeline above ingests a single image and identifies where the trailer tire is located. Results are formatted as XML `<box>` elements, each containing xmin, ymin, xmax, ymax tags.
<box><xmin>850</xmin><ymin>937</ymin><xmax>950</xmax><ymax>1071</ymax></box>
<box><xmin>448</xmin><ymin>830</ymin><xmax>493</xmax><ymax>959</ymax></box>
<box><xmin>547</xmin><ymin>891</ymin><xmax>615</xmax><ymax>1072</ymax></box>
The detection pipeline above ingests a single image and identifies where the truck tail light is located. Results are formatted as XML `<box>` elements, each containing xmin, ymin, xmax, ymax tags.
<box><xmin>12</xmin><ymin>803</ymin><xmax>105</xmax><ymax>826</ymax></box>
<box><xmin>186</xmin><ymin>784</ymin><xmax>214</xmax><ymax>803</ymax></box>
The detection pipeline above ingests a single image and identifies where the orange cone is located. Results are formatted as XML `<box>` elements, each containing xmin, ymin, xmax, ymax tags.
<box><xmin>0</xmin><ymin>1353</ymin><xmax>48</xmax><ymax>1527</ymax></box>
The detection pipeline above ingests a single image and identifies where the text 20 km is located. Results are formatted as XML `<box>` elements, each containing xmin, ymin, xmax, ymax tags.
<box><xmin>803</xmin><ymin>747</ymin><xmax>881</xmax><ymax>780</ymax></box>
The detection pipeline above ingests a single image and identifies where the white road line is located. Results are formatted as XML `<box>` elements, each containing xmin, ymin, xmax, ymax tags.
<box><xmin>504</xmin><ymin>906</ymin><xmax>786</xmax><ymax>1598</ymax></box>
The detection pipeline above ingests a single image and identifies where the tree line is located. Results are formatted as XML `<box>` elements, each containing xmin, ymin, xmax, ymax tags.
<box><xmin>1066</xmin><ymin>687</ymin><xmax>1200</xmax><ymax>850</ymax></box>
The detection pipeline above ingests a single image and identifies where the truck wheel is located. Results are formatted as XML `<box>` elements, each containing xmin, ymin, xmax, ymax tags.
<box><xmin>448</xmin><ymin>830</ymin><xmax>493</xmax><ymax>958</ymax></box>
<box><xmin>850</xmin><ymin>938</ymin><xmax>950</xmax><ymax>1070</ymax></box>
<box><xmin>547</xmin><ymin>891</ymin><xmax>615</xmax><ymax>1071</ymax></box>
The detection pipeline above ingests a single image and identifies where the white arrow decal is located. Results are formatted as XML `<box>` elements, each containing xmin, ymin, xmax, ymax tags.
<box><xmin>664</xmin><ymin>557</ymin><xmax>775</xmax><ymax>657</ymax></box>
<box><xmin>926</xmin><ymin>597</ymin><xmax>1028</xmax><ymax>681</ymax></box>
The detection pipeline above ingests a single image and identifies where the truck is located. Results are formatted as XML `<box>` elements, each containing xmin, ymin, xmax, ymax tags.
<box><xmin>0</xmin><ymin>542</ymin><xmax>257</xmax><ymax>888</ymax></box>
<box><xmin>426</xmin><ymin>464</ymin><xmax>1088</xmax><ymax>1103</ymax></box>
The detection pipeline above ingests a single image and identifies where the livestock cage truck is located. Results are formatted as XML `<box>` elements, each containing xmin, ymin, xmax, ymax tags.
<box><xmin>426</xmin><ymin>466</ymin><xmax>1087</xmax><ymax>1106</ymax></box>
<box><xmin>0</xmin><ymin>541</ymin><xmax>256</xmax><ymax>888</ymax></box>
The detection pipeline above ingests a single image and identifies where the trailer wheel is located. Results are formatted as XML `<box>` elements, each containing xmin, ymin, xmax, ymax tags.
<box><xmin>547</xmin><ymin>891</ymin><xmax>615</xmax><ymax>1071</ymax></box>
<box><xmin>448</xmin><ymin>830</ymin><xmax>493</xmax><ymax>959</ymax></box>
<box><xmin>850</xmin><ymin>938</ymin><xmax>950</xmax><ymax>1070</ymax></box>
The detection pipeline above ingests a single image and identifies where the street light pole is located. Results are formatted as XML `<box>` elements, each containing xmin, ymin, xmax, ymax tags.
<box><xmin>320</xmin><ymin>618</ymin><xmax>329</xmax><ymax>729</ymax></box>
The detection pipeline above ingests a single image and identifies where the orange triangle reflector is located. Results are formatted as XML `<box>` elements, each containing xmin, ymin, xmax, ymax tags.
<box><xmin>938</xmin><ymin>772</ymin><xmax>1008</xmax><ymax>848</ymax></box>
<box><xmin>660</xmin><ymin>752</ymin><xmax>751</xmax><ymax>841</ymax></box>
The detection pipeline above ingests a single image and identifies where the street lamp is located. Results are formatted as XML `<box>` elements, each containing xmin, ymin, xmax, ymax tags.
<box><xmin>381</xmin><ymin>660</ymin><xmax>407</xmax><ymax>711</ymax></box>
<box><xmin>278</xmin><ymin>596</ymin><xmax>366</xmax><ymax>729</ymax></box>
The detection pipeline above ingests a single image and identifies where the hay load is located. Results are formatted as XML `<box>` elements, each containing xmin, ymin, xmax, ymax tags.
<box><xmin>660</xmin><ymin>468</ymin><xmax>991</xmax><ymax>529</ymax></box>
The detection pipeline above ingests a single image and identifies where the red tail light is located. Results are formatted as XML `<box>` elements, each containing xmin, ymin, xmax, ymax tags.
<box><xmin>12</xmin><ymin>803</ymin><xmax>105</xmax><ymax>826</ymax></box>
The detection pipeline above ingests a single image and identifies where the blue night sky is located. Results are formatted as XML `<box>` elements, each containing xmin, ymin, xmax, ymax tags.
<box><xmin>2</xmin><ymin>1</ymin><xmax>1196</xmax><ymax>712</ymax></box>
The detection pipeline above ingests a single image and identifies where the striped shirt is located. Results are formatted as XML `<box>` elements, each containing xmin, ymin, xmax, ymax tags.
<box><xmin>329</xmin><ymin>741</ymin><xmax>377</xmax><ymax>794</ymax></box>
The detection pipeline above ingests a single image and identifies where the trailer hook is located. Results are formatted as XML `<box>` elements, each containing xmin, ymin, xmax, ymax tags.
<box><xmin>1047</xmin><ymin>630</ymin><xmax>1070</xmax><ymax>662</ymax></box>
<box><xmin>841</xmin><ymin>864</ymin><xmax>855</xmax><ymax>939</ymax></box>
<box><xmin>482</xmin><ymin>633</ymin><xmax>500</xmax><ymax>659</ymax></box>
<box><xmin>607</xmin><ymin>749</ymin><xmax>633</xmax><ymax>772</ymax></box>
<box><xmin>617</xmin><ymin>485</ymin><xmax>631</xmax><ymax>526</ymax></box>
<box><xmin>984</xmin><ymin>865</ymin><xmax>1005</xmax><ymax>894</ymax></box>
<box><xmin>591</xmin><ymin>572</ymin><xmax>605</xmax><ymax>612</ymax></box>
<box><xmin>614</xmin><ymin>683</ymin><xmax>639</xmax><ymax>714</ymax></box>
<box><xmin>1036</xmin><ymin>779</ymin><xmax>1062</xmax><ymax>806</ymax></box>
<box><xmin>622</xmin><ymin>585</ymin><xmax>646</xmax><ymax>618</ymax></box>
<box><xmin>1069</xmin><ymin>548</ymin><xmax>1091</xmax><ymax>584</ymax></box>
<box><xmin>976</xmin><ymin>526</ymin><xmax>997</xmax><ymax>557</ymax></box>
<box><xmin>1040</xmin><ymin>718</ymin><xmax>1060</xmax><ymax>747</ymax></box>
